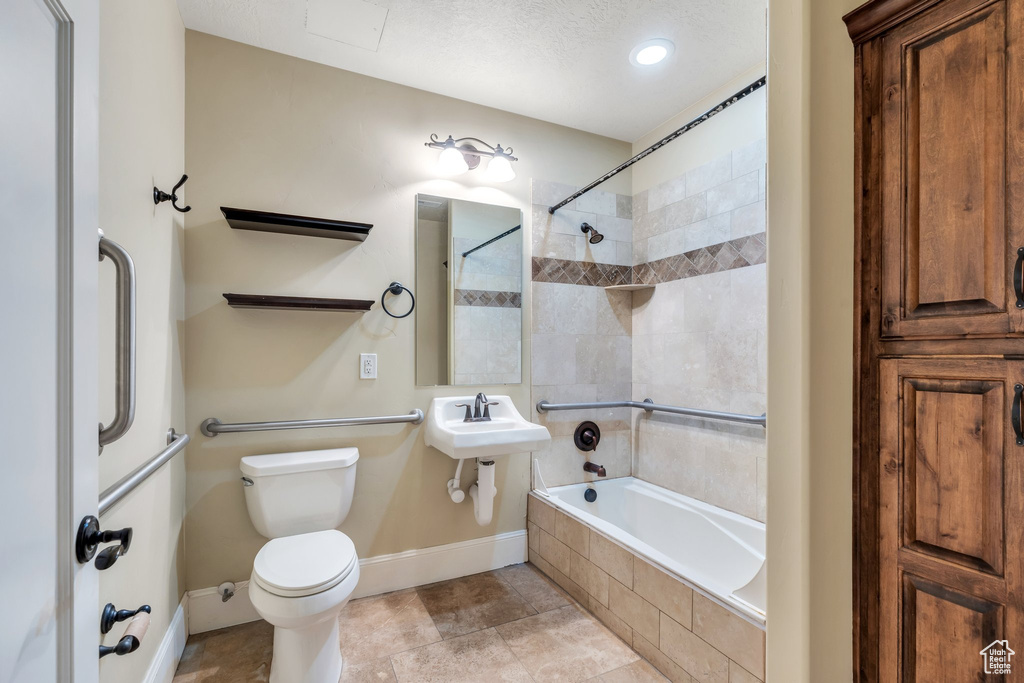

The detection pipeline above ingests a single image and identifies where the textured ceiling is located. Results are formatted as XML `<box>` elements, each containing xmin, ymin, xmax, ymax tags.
<box><xmin>176</xmin><ymin>0</ymin><xmax>766</xmax><ymax>142</ymax></box>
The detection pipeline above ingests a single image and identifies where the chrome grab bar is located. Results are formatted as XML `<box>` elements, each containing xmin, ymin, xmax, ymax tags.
<box><xmin>98</xmin><ymin>231</ymin><xmax>137</xmax><ymax>449</ymax></box>
<box><xmin>200</xmin><ymin>409</ymin><xmax>425</xmax><ymax>437</ymax></box>
<box><xmin>535</xmin><ymin>399</ymin><xmax>766</xmax><ymax>428</ymax></box>
<box><xmin>99</xmin><ymin>430</ymin><xmax>190</xmax><ymax>515</ymax></box>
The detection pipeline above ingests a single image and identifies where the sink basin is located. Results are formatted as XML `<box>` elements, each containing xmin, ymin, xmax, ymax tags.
<box><xmin>424</xmin><ymin>396</ymin><xmax>551</xmax><ymax>460</ymax></box>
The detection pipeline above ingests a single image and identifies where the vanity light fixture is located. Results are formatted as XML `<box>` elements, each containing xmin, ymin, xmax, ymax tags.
<box><xmin>425</xmin><ymin>134</ymin><xmax>518</xmax><ymax>182</ymax></box>
<box><xmin>629</xmin><ymin>38</ymin><xmax>674</xmax><ymax>66</ymax></box>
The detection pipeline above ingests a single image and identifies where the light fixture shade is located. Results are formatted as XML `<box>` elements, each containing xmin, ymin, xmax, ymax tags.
<box><xmin>484</xmin><ymin>154</ymin><xmax>515</xmax><ymax>183</ymax></box>
<box><xmin>437</xmin><ymin>146</ymin><xmax>469</xmax><ymax>175</ymax></box>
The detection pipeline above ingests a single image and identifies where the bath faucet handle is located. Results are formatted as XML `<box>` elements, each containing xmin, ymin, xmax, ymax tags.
<box><xmin>483</xmin><ymin>401</ymin><xmax>499</xmax><ymax>419</ymax></box>
<box><xmin>454</xmin><ymin>403</ymin><xmax>473</xmax><ymax>422</ymax></box>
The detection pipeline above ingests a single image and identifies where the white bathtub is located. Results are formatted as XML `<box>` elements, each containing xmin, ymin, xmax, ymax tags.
<box><xmin>536</xmin><ymin>476</ymin><xmax>766</xmax><ymax>626</ymax></box>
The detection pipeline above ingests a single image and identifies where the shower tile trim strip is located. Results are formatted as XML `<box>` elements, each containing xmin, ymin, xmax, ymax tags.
<box><xmin>453</xmin><ymin>289</ymin><xmax>522</xmax><ymax>308</ymax></box>
<box><xmin>532</xmin><ymin>231</ymin><xmax>766</xmax><ymax>287</ymax></box>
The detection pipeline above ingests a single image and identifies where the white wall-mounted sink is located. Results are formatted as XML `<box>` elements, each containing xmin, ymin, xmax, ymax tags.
<box><xmin>424</xmin><ymin>395</ymin><xmax>551</xmax><ymax>460</ymax></box>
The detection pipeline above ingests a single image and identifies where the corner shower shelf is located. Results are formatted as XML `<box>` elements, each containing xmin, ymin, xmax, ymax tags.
<box><xmin>221</xmin><ymin>207</ymin><xmax>373</xmax><ymax>242</ymax></box>
<box><xmin>604</xmin><ymin>284</ymin><xmax>655</xmax><ymax>292</ymax></box>
<box><xmin>223</xmin><ymin>293</ymin><xmax>374</xmax><ymax>312</ymax></box>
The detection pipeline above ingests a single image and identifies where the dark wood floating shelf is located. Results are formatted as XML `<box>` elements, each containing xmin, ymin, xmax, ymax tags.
<box><xmin>221</xmin><ymin>207</ymin><xmax>373</xmax><ymax>242</ymax></box>
<box><xmin>223</xmin><ymin>293</ymin><xmax>374</xmax><ymax>312</ymax></box>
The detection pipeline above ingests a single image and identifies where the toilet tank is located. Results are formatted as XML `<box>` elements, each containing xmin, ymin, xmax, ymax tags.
<box><xmin>240</xmin><ymin>447</ymin><xmax>358</xmax><ymax>538</ymax></box>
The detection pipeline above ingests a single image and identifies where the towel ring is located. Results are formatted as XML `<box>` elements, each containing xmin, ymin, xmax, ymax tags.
<box><xmin>381</xmin><ymin>282</ymin><xmax>415</xmax><ymax>319</ymax></box>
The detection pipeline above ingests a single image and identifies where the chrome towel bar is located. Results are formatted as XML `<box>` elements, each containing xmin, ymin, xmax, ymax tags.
<box><xmin>535</xmin><ymin>399</ymin><xmax>766</xmax><ymax>428</ymax></box>
<box><xmin>200</xmin><ymin>409</ymin><xmax>425</xmax><ymax>437</ymax></box>
<box><xmin>99</xmin><ymin>429</ymin><xmax>190</xmax><ymax>516</ymax></box>
<box><xmin>98</xmin><ymin>231</ymin><xmax>137</xmax><ymax>449</ymax></box>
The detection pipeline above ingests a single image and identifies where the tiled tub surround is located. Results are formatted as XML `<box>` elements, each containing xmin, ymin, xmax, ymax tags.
<box><xmin>531</xmin><ymin>181</ymin><xmax>635</xmax><ymax>488</ymax></box>
<box><xmin>632</xmin><ymin>138</ymin><xmax>767</xmax><ymax>522</ymax></box>
<box><xmin>528</xmin><ymin>493</ymin><xmax>766</xmax><ymax>683</ymax></box>
<box><xmin>452</xmin><ymin>235</ymin><xmax>523</xmax><ymax>384</ymax></box>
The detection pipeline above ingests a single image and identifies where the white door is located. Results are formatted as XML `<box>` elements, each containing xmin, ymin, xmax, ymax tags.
<box><xmin>0</xmin><ymin>0</ymin><xmax>99</xmax><ymax>680</ymax></box>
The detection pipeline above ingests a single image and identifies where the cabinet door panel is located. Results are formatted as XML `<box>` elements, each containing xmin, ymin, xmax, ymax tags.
<box><xmin>902</xmin><ymin>375</ymin><xmax>1003</xmax><ymax>573</ymax></box>
<box><xmin>879</xmin><ymin>358</ymin><xmax>1023</xmax><ymax>681</ymax></box>
<box><xmin>902</xmin><ymin>574</ymin><xmax>1002</xmax><ymax>683</ymax></box>
<box><xmin>880</xmin><ymin>0</ymin><xmax>1024</xmax><ymax>337</ymax></box>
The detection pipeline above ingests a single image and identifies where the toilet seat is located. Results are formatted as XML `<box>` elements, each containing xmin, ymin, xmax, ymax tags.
<box><xmin>253</xmin><ymin>530</ymin><xmax>357</xmax><ymax>598</ymax></box>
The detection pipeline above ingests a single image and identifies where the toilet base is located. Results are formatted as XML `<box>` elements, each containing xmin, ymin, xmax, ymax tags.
<box><xmin>269</xmin><ymin>616</ymin><xmax>342</xmax><ymax>683</ymax></box>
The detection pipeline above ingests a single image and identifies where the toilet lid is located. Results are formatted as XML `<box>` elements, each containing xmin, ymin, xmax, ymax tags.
<box><xmin>253</xmin><ymin>530</ymin><xmax>357</xmax><ymax>598</ymax></box>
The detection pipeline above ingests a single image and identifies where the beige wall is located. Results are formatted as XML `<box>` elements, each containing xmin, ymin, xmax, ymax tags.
<box><xmin>183</xmin><ymin>31</ymin><xmax>631</xmax><ymax>590</ymax></box>
<box><xmin>97</xmin><ymin>0</ymin><xmax>186</xmax><ymax>680</ymax></box>
<box><xmin>766</xmin><ymin>0</ymin><xmax>858</xmax><ymax>681</ymax></box>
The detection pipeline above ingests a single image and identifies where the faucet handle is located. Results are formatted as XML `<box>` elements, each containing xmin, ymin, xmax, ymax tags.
<box><xmin>483</xmin><ymin>401</ymin><xmax>499</xmax><ymax>419</ymax></box>
<box><xmin>454</xmin><ymin>403</ymin><xmax>473</xmax><ymax>421</ymax></box>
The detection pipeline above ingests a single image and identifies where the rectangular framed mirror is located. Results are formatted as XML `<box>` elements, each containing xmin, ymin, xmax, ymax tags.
<box><xmin>415</xmin><ymin>194</ymin><xmax>523</xmax><ymax>386</ymax></box>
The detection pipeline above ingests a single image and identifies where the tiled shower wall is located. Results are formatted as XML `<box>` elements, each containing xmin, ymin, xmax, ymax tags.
<box><xmin>530</xmin><ymin>181</ymin><xmax>634</xmax><ymax>487</ymax></box>
<box><xmin>452</xmin><ymin>234</ymin><xmax>523</xmax><ymax>384</ymax></box>
<box><xmin>529</xmin><ymin>136</ymin><xmax>767</xmax><ymax>521</ymax></box>
<box><xmin>632</xmin><ymin>138</ymin><xmax>767</xmax><ymax>521</ymax></box>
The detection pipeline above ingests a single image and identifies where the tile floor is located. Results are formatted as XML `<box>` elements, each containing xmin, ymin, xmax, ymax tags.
<box><xmin>173</xmin><ymin>563</ymin><xmax>668</xmax><ymax>682</ymax></box>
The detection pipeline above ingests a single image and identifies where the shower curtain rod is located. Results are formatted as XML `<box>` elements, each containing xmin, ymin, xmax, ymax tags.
<box><xmin>462</xmin><ymin>224</ymin><xmax>522</xmax><ymax>258</ymax></box>
<box><xmin>548</xmin><ymin>76</ymin><xmax>767</xmax><ymax>214</ymax></box>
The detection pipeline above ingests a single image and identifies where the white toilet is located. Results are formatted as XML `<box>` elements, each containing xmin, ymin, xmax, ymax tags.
<box><xmin>240</xmin><ymin>447</ymin><xmax>361</xmax><ymax>683</ymax></box>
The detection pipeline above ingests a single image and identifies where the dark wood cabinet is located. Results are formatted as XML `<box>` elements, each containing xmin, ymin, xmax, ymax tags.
<box><xmin>879</xmin><ymin>358</ymin><xmax>1022</xmax><ymax>680</ymax></box>
<box><xmin>877</xmin><ymin>0</ymin><xmax>1024</xmax><ymax>338</ymax></box>
<box><xmin>846</xmin><ymin>0</ymin><xmax>1024</xmax><ymax>679</ymax></box>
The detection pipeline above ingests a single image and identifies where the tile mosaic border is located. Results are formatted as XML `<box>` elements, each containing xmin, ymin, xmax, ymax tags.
<box><xmin>532</xmin><ymin>231</ymin><xmax>765</xmax><ymax>287</ymax></box>
<box><xmin>531</xmin><ymin>258</ymin><xmax>633</xmax><ymax>288</ymax></box>
<box><xmin>454</xmin><ymin>289</ymin><xmax>522</xmax><ymax>308</ymax></box>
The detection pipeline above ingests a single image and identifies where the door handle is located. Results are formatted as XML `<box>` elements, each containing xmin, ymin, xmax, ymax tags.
<box><xmin>1013</xmin><ymin>384</ymin><xmax>1024</xmax><ymax>447</ymax></box>
<box><xmin>1015</xmin><ymin>247</ymin><xmax>1024</xmax><ymax>310</ymax></box>
<box><xmin>98</xmin><ymin>231</ymin><xmax>136</xmax><ymax>449</ymax></box>
<box><xmin>75</xmin><ymin>515</ymin><xmax>132</xmax><ymax>569</ymax></box>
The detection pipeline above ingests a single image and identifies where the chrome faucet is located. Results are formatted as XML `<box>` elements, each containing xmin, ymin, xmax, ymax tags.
<box><xmin>456</xmin><ymin>393</ymin><xmax>499</xmax><ymax>422</ymax></box>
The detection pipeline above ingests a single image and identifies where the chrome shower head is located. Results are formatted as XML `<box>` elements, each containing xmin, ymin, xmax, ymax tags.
<box><xmin>581</xmin><ymin>222</ymin><xmax>604</xmax><ymax>244</ymax></box>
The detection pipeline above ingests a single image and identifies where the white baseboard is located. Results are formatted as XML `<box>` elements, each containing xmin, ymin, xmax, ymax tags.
<box><xmin>142</xmin><ymin>594</ymin><xmax>189</xmax><ymax>683</ymax></box>
<box><xmin>187</xmin><ymin>580</ymin><xmax>261</xmax><ymax>635</ymax></box>
<box><xmin>186</xmin><ymin>530</ymin><xmax>528</xmax><ymax>633</ymax></box>
<box><xmin>353</xmin><ymin>529</ymin><xmax>528</xmax><ymax>599</ymax></box>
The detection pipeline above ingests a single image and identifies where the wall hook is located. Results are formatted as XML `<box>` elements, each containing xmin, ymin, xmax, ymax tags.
<box><xmin>153</xmin><ymin>174</ymin><xmax>191</xmax><ymax>213</ymax></box>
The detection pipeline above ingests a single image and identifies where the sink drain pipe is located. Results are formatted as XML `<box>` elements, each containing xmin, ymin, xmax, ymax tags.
<box><xmin>469</xmin><ymin>460</ymin><xmax>496</xmax><ymax>526</ymax></box>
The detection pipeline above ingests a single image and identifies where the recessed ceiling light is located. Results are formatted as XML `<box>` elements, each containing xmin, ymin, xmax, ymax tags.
<box><xmin>629</xmin><ymin>38</ymin><xmax>674</xmax><ymax>66</ymax></box>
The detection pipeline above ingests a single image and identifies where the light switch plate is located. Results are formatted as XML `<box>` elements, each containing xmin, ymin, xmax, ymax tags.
<box><xmin>360</xmin><ymin>353</ymin><xmax>377</xmax><ymax>379</ymax></box>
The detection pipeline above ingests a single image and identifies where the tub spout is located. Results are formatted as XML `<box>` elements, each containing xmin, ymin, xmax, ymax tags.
<box><xmin>583</xmin><ymin>461</ymin><xmax>606</xmax><ymax>477</ymax></box>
